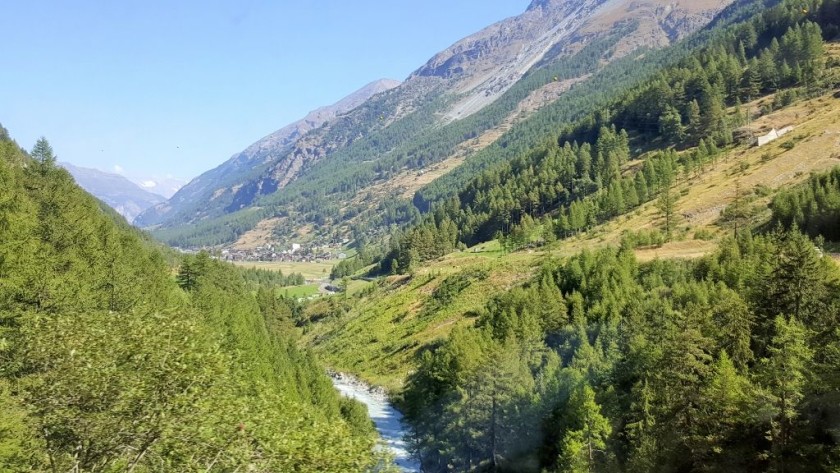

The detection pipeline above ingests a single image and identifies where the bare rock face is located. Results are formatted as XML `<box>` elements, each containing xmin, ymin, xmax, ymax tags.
<box><xmin>414</xmin><ymin>0</ymin><xmax>593</xmax><ymax>81</ymax></box>
<box><xmin>418</xmin><ymin>0</ymin><xmax>733</xmax><ymax>120</ymax></box>
<box><xmin>527</xmin><ymin>0</ymin><xmax>581</xmax><ymax>11</ymax></box>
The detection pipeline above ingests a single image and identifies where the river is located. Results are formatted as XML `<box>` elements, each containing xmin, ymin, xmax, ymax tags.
<box><xmin>331</xmin><ymin>373</ymin><xmax>420</xmax><ymax>472</ymax></box>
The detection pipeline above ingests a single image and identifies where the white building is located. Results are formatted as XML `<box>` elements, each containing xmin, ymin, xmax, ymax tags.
<box><xmin>757</xmin><ymin>126</ymin><xmax>794</xmax><ymax>147</ymax></box>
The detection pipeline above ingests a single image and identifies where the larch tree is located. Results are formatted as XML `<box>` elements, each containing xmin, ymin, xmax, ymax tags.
<box><xmin>758</xmin><ymin>316</ymin><xmax>812</xmax><ymax>473</ymax></box>
<box><xmin>557</xmin><ymin>383</ymin><xmax>612</xmax><ymax>473</ymax></box>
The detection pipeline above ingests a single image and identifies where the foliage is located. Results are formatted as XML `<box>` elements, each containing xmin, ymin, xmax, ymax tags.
<box><xmin>237</xmin><ymin>264</ymin><xmax>306</xmax><ymax>287</ymax></box>
<box><xmin>402</xmin><ymin>228</ymin><xmax>840</xmax><ymax>472</ymax></box>
<box><xmin>771</xmin><ymin>166</ymin><xmax>840</xmax><ymax>240</ymax></box>
<box><xmin>0</xmin><ymin>132</ymin><xmax>380</xmax><ymax>471</ymax></box>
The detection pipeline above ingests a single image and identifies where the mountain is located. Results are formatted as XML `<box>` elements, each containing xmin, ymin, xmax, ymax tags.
<box><xmin>142</xmin><ymin>0</ymin><xmax>735</xmax><ymax>249</ymax></box>
<box><xmin>135</xmin><ymin>78</ymin><xmax>401</xmax><ymax>228</ymax></box>
<box><xmin>60</xmin><ymin>162</ymin><xmax>166</xmax><ymax>222</ymax></box>
<box><xmin>129</xmin><ymin>174</ymin><xmax>186</xmax><ymax>199</ymax></box>
<box><xmin>412</xmin><ymin>0</ymin><xmax>724</xmax><ymax>120</ymax></box>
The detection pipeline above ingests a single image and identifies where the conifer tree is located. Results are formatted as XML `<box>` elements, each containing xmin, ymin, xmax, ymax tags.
<box><xmin>659</xmin><ymin>106</ymin><xmax>686</xmax><ymax>143</ymax></box>
<box><xmin>656</xmin><ymin>182</ymin><xmax>678</xmax><ymax>240</ymax></box>
<box><xmin>30</xmin><ymin>137</ymin><xmax>56</xmax><ymax>167</ymax></box>
<box><xmin>758</xmin><ymin>316</ymin><xmax>812</xmax><ymax>473</ymax></box>
<box><xmin>686</xmin><ymin>99</ymin><xmax>702</xmax><ymax>140</ymax></box>
<box><xmin>558</xmin><ymin>384</ymin><xmax>612</xmax><ymax>473</ymax></box>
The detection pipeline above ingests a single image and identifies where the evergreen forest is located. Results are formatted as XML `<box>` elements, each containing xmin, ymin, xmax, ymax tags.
<box><xmin>0</xmin><ymin>131</ymin><xmax>382</xmax><ymax>471</ymax></box>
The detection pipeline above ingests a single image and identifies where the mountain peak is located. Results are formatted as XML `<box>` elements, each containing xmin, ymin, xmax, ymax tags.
<box><xmin>526</xmin><ymin>0</ymin><xmax>572</xmax><ymax>11</ymax></box>
<box><xmin>363</xmin><ymin>78</ymin><xmax>403</xmax><ymax>91</ymax></box>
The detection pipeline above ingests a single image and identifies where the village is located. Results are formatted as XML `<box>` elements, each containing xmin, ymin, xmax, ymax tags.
<box><xmin>218</xmin><ymin>241</ymin><xmax>349</xmax><ymax>263</ymax></box>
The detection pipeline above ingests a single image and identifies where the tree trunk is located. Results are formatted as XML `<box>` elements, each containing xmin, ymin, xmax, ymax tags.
<box><xmin>491</xmin><ymin>383</ymin><xmax>499</xmax><ymax>471</ymax></box>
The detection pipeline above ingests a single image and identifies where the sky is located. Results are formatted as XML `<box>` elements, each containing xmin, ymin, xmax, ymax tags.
<box><xmin>1</xmin><ymin>1</ymin><xmax>529</xmax><ymax>185</ymax></box>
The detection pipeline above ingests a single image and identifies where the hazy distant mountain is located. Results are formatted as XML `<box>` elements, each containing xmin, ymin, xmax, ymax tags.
<box><xmin>127</xmin><ymin>175</ymin><xmax>186</xmax><ymax>199</ymax></box>
<box><xmin>135</xmin><ymin>78</ymin><xmax>401</xmax><ymax>227</ymax></box>
<box><xmin>61</xmin><ymin>162</ymin><xmax>166</xmax><ymax>223</ymax></box>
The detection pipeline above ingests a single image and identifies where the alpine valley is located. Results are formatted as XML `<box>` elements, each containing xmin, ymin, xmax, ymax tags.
<box><xmin>138</xmin><ymin>0</ymin><xmax>737</xmax><ymax>249</ymax></box>
<box><xmin>3</xmin><ymin>0</ymin><xmax>840</xmax><ymax>472</ymax></box>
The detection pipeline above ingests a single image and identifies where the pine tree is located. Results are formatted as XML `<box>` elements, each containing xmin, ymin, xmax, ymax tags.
<box><xmin>462</xmin><ymin>341</ymin><xmax>534</xmax><ymax>471</ymax></box>
<box><xmin>696</xmin><ymin>350</ymin><xmax>750</xmax><ymax>465</ymax></box>
<box><xmin>761</xmin><ymin>230</ymin><xmax>828</xmax><ymax>327</ymax></box>
<box><xmin>558</xmin><ymin>384</ymin><xmax>612</xmax><ymax>473</ymax></box>
<box><xmin>686</xmin><ymin>100</ymin><xmax>702</xmax><ymax>140</ymax></box>
<box><xmin>176</xmin><ymin>256</ymin><xmax>198</xmax><ymax>291</ymax></box>
<box><xmin>758</xmin><ymin>316</ymin><xmax>812</xmax><ymax>473</ymax></box>
<box><xmin>30</xmin><ymin>137</ymin><xmax>56</xmax><ymax>167</ymax></box>
<box><xmin>656</xmin><ymin>183</ymin><xmax>678</xmax><ymax>240</ymax></box>
<box><xmin>727</xmin><ymin>180</ymin><xmax>750</xmax><ymax>237</ymax></box>
<box><xmin>634</xmin><ymin>172</ymin><xmax>649</xmax><ymax>204</ymax></box>
<box><xmin>741</xmin><ymin>59</ymin><xmax>763</xmax><ymax>100</ymax></box>
<box><xmin>659</xmin><ymin>106</ymin><xmax>686</xmax><ymax>143</ymax></box>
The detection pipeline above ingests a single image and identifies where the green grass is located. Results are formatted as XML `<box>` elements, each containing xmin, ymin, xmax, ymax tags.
<box><xmin>301</xmin><ymin>254</ymin><xmax>535</xmax><ymax>391</ymax></box>
<box><xmin>279</xmin><ymin>284</ymin><xmax>320</xmax><ymax>299</ymax></box>
<box><xmin>346</xmin><ymin>279</ymin><xmax>373</xmax><ymax>296</ymax></box>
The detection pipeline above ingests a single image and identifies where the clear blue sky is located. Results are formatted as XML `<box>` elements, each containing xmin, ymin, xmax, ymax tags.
<box><xmin>1</xmin><ymin>1</ymin><xmax>528</xmax><ymax>182</ymax></box>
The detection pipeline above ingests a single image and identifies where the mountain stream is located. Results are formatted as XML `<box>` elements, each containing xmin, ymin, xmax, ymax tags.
<box><xmin>331</xmin><ymin>373</ymin><xmax>420</xmax><ymax>472</ymax></box>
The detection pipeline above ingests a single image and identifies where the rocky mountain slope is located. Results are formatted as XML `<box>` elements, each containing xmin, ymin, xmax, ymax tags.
<box><xmin>135</xmin><ymin>78</ymin><xmax>401</xmax><ymax>227</ymax></box>
<box><xmin>61</xmin><ymin>162</ymin><xmax>166</xmax><ymax>222</ymax></box>
<box><xmin>144</xmin><ymin>0</ymin><xmax>734</xmax><ymax>248</ymax></box>
<box><xmin>430</xmin><ymin>0</ymin><xmax>729</xmax><ymax>120</ymax></box>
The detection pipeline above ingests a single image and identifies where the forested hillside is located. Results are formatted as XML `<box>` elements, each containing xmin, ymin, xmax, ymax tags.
<box><xmin>771</xmin><ymin>166</ymin><xmax>840</xmax><ymax>239</ymax></box>
<box><xmin>300</xmin><ymin>0</ymin><xmax>840</xmax><ymax>471</ymax></box>
<box><xmin>0</xmin><ymin>129</ymin><xmax>381</xmax><ymax>471</ymax></box>
<box><xmin>402</xmin><ymin>230</ymin><xmax>840</xmax><ymax>472</ymax></box>
<box><xmin>383</xmin><ymin>0</ymin><xmax>839</xmax><ymax>272</ymax></box>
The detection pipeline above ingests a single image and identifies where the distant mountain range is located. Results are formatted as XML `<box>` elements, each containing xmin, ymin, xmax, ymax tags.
<box><xmin>139</xmin><ymin>0</ymin><xmax>734</xmax><ymax>249</ymax></box>
<box><xmin>129</xmin><ymin>175</ymin><xmax>185</xmax><ymax>199</ymax></box>
<box><xmin>61</xmin><ymin>162</ymin><xmax>167</xmax><ymax>223</ymax></box>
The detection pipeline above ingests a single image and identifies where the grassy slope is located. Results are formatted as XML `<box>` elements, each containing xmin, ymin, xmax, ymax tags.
<box><xmin>302</xmin><ymin>252</ymin><xmax>535</xmax><ymax>391</ymax></box>
<box><xmin>303</xmin><ymin>70</ymin><xmax>840</xmax><ymax>391</ymax></box>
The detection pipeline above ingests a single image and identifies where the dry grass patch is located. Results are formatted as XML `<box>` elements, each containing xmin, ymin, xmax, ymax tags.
<box><xmin>603</xmin><ymin>92</ymin><xmax>840</xmax><ymax>244</ymax></box>
<box><xmin>232</xmin><ymin>217</ymin><xmax>283</xmax><ymax>250</ymax></box>
<box><xmin>230</xmin><ymin>260</ymin><xmax>335</xmax><ymax>280</ymax></box>
<box><xmin>634</xmin><ymin>240</ymin><xmax>719</xmax><ymax>262</ymax></box>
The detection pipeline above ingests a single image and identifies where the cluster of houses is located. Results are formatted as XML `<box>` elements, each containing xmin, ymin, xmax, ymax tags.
<box><xmin>219</xmin><ymin>243</ymin><xmax>348</xmax><ymax>263</ymax></box>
